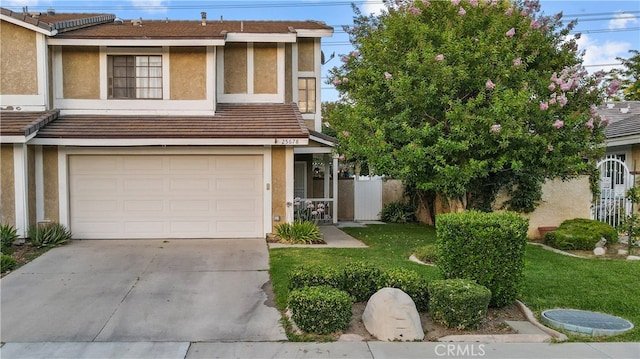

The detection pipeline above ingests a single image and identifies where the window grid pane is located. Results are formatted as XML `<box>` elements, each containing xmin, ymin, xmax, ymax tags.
<box><xmin>297</xmin><ymin>78</ymin><xmax>316</xmax><ymax>114</ymax></box>
<box><xmin>109</xmin><ymin>55</ymin><xmax>162</xmax><ymax>99</ymax></box>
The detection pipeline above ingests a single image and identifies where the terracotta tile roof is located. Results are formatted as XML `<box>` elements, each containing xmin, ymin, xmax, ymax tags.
<box><xmin>52</xmin><ymin>19</ymin><xmax>332</xmax><ymax>39</ymax></box>
<box><xmin>1</xmin><ymin>7</ymin><xmax>115</xmax><ymax>33</ymax></box>
<box><xmin>35</xmin><ymin>103</ymin><xmax>309</xmax><ymax>139</ymax></box>
<box><xmin>0</xmin><ymin>110</ymin><xmax>59</xmax><ymax>137</ymax></box>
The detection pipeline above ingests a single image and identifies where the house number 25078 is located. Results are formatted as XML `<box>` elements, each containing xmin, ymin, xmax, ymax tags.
<box><xmin>276</xmin><ymin>139</ymin><xmax>299</xmax><ymax>145</ymax></box>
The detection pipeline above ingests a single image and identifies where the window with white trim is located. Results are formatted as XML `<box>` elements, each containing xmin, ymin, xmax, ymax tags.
<box><xmin>108</xmin><ymin>55</ymin><xmax>162</xmax><ymax>99</ymax></box>
<box><xmin>298</xmin><ymin>77</ymin><xmax>316</xmax><ymax>113</ymax></box>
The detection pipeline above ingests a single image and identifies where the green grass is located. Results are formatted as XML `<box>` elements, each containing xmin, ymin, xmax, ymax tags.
<box><xmin>269</xmin><ymin>223</ymin><xmax>640</xmax><ymax>342</ymax></box>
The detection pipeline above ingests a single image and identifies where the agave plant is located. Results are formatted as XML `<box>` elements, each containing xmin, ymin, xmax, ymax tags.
<box><xmin>28</xmin><ymin>222</ymin><xmax>72</xmax><ymax>248</ymax></box>
<box><xmin>0</xmin><ymin>224</ymin><xmax>19</xmax><ymax>254</ymax></box>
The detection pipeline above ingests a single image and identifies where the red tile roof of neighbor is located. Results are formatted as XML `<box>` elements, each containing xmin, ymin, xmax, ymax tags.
<box><xmin>0</xmin><ymin>110</ymin><xmax>59</xmax><ymax>137</ymax></box>
<box><xmin>35</xmin><ymin>103</ymin><xmax>309</xmax><ymax>139</ymax></box>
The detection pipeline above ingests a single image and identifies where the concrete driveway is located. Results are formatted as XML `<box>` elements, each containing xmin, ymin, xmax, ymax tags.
<box><xmin>0</xmin><ymin>239</ymin><xmax>286</xmax><ymax>342</ymax></box>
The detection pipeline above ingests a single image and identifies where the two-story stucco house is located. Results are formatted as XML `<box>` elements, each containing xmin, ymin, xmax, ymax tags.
<box><xmin>0</xmin><ymin>8</ymin><xmax>335</xmax><ymax>239</ymax></box>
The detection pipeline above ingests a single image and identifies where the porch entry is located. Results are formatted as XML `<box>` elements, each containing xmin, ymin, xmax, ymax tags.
<box><xmin>592</xmin><ymin>156</ymin><xmax>633</xmax><ymax>227</ymax></box>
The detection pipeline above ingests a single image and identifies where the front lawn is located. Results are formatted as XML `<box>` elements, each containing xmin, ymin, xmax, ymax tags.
<box><xmin>268</xmin><ymin>223</ymin><xmax>640</xmax><ymax>342</ymax></box>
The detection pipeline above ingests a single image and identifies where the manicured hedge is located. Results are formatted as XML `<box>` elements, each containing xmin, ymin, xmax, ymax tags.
<box><xmin>429</xmin><ymin>279</ymin><xmax>491</xmax><ymax>330</ymax></box>
<box><xmin>342</xmin><ymin>261</ymin><xmax>381</xmax><ymax>302</ymax></box>
<box><xmin>287</xmin><ymin>286</ymin><xmax>352</xmax><ymax>334</ymax></box>
<box><xmin>436</xmin><ymin>210</ymin><xmax>528</xmax><ymax>308</ymax></box>
<box><xmin>288</xmin><ymin>265</ymin><xmax>343</xmax><ymax>291</ymax></box>
<box><xmin>377</xmin><ymin>267</ymin><xmax>429</xmax><ymax>311</ymax></box>
<box><xmin>544</xmin><ymin>218</ymin><xmax>618</xmax><ymax>250</ymax></box>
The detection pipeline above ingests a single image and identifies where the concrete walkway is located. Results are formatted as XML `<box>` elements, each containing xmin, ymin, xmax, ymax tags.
<box><xmin>1</xmin><ymin>341</ymin><xmax>638</xmax><ymax>359</ymax></box>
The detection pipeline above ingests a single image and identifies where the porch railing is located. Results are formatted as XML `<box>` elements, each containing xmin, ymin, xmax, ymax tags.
<box><xmin>294</xmin><ymin>198</ymin><xmax>334</xmax><ymax>224</ymax></box>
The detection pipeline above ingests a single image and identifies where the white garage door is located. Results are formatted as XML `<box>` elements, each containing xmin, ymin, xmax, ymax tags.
<box><xmin>69</xmin><ymin>155</ymin><xmax>263</xmax><ymax>239</ymax></box>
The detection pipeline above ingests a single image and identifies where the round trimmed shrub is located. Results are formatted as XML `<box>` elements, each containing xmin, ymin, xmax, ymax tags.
<box><xmin>342</xmin><ymin>261</ymin><xmax>381</xmax><ymax>302</ymax></box>
<box><xmin>288</xmin><ymin>265</ymin><xmax>343</xmax><ymax>291</ymax></box>
<box><xmin>377</xmin><ymin>267</ymin><xmax>429</xmax><ymax>311</ymax></box>
<box><xmin>429</xmin><ymin>279</ymin><xmax>491</xmax><ymax>330</ymax></box>
<box><xmin>287</xmin><ymin>286</ymin><xmax>352</xmax><ymax>334</ymax></box>
<box><xmin>544</xmin><ymin>218</ymin><xmax>618</xmax><ymax>250</ymax></box>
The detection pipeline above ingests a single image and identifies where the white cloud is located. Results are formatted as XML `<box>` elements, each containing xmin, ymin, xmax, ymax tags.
<box><xmin>129</xmin><ymin>0</ymin><xmax>168</xmax><ymax>14</ymax></box>
<box><xmin>608</xmin><ymin>13</ymin><xmax>638</xmax><ymax>29</ymax></box>
<box><xmin>576</xmin><ymin>34</ymin><xmax>630</xmax><ymax>73</ymax></box>
<box><xmin>362</xmin><ymin>0</ymin><xmax>386</xmax><ymax>15</ymax></box>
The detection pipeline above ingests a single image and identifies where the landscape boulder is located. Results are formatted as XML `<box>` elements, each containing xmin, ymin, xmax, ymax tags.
<box><xmin>362</xmin><ymin>287</ymin><xmax>424</xmax><ymax>341</ymax></box>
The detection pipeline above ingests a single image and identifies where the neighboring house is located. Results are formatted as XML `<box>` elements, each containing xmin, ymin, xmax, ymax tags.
<box><xmin>0</xmin><ymin>8</ymin><xmax>335</xmax><ymax>239</ymax></box>
<box><xmin>599</xmin><ymin>101</ymin><xmax>640</xmax><ymax>171</ymax></box>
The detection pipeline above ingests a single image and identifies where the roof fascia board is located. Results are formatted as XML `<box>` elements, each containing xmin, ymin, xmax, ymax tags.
<box><xmin>1</xmin><ymin>14</ymin><xmax>55</xmax><ymax>35</ymax></box>
<box><xmin>295</xmin><ymin>29</ymin><xmax>333</xmax><ymax>38</ymax></box>
<box><xmin>294</xmin><ymin>147</ymin><xmax>333</xmax><ymax>154</ymax></box>
<box><xmin>224</xmin><ymin>33</ymin><xmax>296</xmax><ymax>43</ymax></box>
<box><xmin>47</xmin><ymin>38</ymin><xmax>225</xmax><ymax>46</ymax></box>
<box><xmin>0</xmin><ymin>136</ymin><xmax>27</xmax><ymax>144</ymax></box>
<box><xmin>309</xmin><ymin>134</ymin><xmax>335</xmax><ymax>147</ymax></box>
<box><xmin>606</xmin><ymin>135</ymin><xmax>640</xmax><ymax>147</ymax></box>
<box><xmin>30</xmin><ymin>138</ymin><xmax>309</xmax><ymax>146</ymax></box>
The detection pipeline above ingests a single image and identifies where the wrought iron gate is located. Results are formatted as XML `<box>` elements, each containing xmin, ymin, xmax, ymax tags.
<box><xmin>592</xmin><ymin>156</ymin><xmax>633</xmax><ymax>227</ymax></box>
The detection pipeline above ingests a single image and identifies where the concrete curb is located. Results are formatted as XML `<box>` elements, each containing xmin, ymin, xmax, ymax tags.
<box><xmin>516</xmin><ymin>300</ymin><xmax>569</xmax><ymax>341</ymax></box>
<box><xmin>527</xmin><ymin>242</ymin><xmax>586</xmax><ymax>258</ymax></box>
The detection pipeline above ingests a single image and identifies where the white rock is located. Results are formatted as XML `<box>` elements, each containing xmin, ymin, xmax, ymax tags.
<box><xmin>593</xmin><ymin>247</ymin><xmax>606</xmax><ymax>256</ymax></box>
<box><xmin>362</xmin><ymin>287</ymin><xmax>424</xmax><ymax>341</ymax></box>
<box><xmin>627</xmin><ymin>255</ymin><xmax>640</xmax><ymax>261</ymax></box>
<box><xmin>618</xmin><ymin>249</ymin><xmax>628</xmax><ymax>255</ymax></box>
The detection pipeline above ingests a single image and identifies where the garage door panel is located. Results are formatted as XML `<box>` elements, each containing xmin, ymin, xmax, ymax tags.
<box><xmin>69</xmin><ymin>155</ymin><xmax>263</xmax><ymax>239</ymax></box>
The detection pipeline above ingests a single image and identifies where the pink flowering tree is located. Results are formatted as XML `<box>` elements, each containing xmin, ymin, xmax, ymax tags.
<box><xmin>327</xmin><ymin>0</ymin><xmax>607</xmax><ymax>223</ymax></box>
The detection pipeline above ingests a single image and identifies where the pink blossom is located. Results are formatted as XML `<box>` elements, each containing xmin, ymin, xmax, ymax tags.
<box><xmin>485</xmin><ymin>79</ymin><xmax>495</xmax><ymax>90</ymax></box>
<box><xmin>435</xmin><ymin>54</ymin><xmax>445</xmax><ymax>61</ymax></box>
<box><xmin>505</xmin><ymin>7</ymin><xmax>514</xmax><ymax>16</ymax></box>
<box><xmin>423</xmin><ymin>1</ymin><xmax>431</xmax><ymax>7</ymax></box>
<box><xmin>490</xmin><ymin>0</ymin><xmax>498</xmax><ymax>6</ymax></box>
<box><xmin>491</xmin><ymin>124</ymin><xmax>501</xmax><ymax>133</ymax></box>
<box><xmin>553</xmin><ymin>120</ymin><xmax>564</xmax><ymax>129</ymax></box>
<box><xmin>520</xmin><ymin>9</ymin><xmax>530</xmax><ymax>17</ymax></box>
<box><xmin>332</xmin><ymin>77</ymin><xmax>342</xmax><ymax>86</ymax></box>
<box><xmin>505</xmin><ymin>28</ymin><xmax>516</xmax><ymax>37</ymax></box>
<box><xmin>342</xmin><ymin>77</ymin><xmax>349</xmax><ymax>83</ymax></box>
<box><xmin>549</xmin><ymin>97</ymin><xmax>557</xmax><ymax>105</ymax></box>
<box><xmin>540</xmin><ymin>102</ymin><xmax>549</xmax><ymax>110</ymax></box>
<box><xmin>458</xmin><ymin>7</ymin><xmax>466</xmax><ymax>16</ymax></box>
<box><xmin>350</xmin><ymin>51</ymin><xmax>359</xmax><ymax>57</ymax></box>
<box><xmin>341</xmin><ymin>56</ymin><xmax>350</xmax><ymax>63</ymax></box>
<box><xmin>599</xmin><ymin>116</ymin><xmax>611</xmax><ymax>126</ymax></box>
<box><xmin>451</xmin><ymin>0</ymin><xmax>461</xmax><ymax>5</ymax></box>
<box><xmin>548</xmin><ymin>83</ymin><xmax>556</xmax><ymax>91</ymax></box>
<box><xmin>585</xmin><ymin>118</ymin><xmax>594</xmax><ymax>130</ymax></box>
<box><xmin>530</xmin><ymin>20</ymin><xmax>540</xmax><ymax>29</ymax></box>
<box><xmin>469</xmin><ymin>0</ymin><xmax>479</xmax><ymax>7</ymax></box>
<box><xmin>408</xmin><ymin>6</ymin><xmax>422</xmax><ymax>15</ymax></box>
<box><xmin>589</xmin><ymin>105</ymin><xmax>598</xmax><ymax>116</ymax></box>
<box><xmin>384</xmin><ymin>72</ymin><xmax>392</xmax><ymax>80</ymax></box>
<box><xmin>547</xmin><ymin>144</ymin><xmax>554</xmax><ymax>152</ymax></box>
<box><xmin>607</xmin><ymin>80</ymin><xmax>621</xmax><ymax>95</ymax></box>
<box><xmin>513</xmin><ymin>57</ymin><xmax>522</xmax><ymax>67</ymax></box>
<box><xmin>342</xmin><ymin>131</ymin><xmax>350</xmax><ymax>137</ymax></box>
<box><xmin>560</xmin><ymin>80</ymin><xmax>572</xmax><ymax>92</ymax></box>
<box><xmin>558</xmin><ymin>94</ymin><xmax>568</xmax><ymax>107</ymax></box>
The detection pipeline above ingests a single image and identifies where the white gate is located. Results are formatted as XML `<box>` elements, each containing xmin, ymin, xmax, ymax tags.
<box><xmin>592</xmin><ymin>156</ymin><xmax>633</xmax><ymax>227</ymax></box>
<box><xmin>354</xmin><ymin>176</ymin><xmax>383</xmax><ymax>221</ymax></box>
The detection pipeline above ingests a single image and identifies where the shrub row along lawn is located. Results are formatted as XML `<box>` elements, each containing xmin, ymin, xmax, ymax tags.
<box><xmin>268</xmin><ymin>223</ymin><xmax>640</xmax><ymax>342</ymax></box>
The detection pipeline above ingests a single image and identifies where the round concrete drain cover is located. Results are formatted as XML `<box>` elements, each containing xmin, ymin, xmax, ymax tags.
<box><xmin>541</xmin><ymin>309</ymin><xmax>634</xmax><ymax>337</ymax></box>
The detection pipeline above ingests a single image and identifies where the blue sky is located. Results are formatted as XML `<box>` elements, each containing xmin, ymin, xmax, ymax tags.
<box><xmin>4</xmin><ymin>0</ymin><xmax>639</xmax><ymax>102</ymax></box>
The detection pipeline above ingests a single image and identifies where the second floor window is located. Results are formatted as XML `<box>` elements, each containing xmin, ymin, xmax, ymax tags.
<box><xmin>108</xmin><ymin>55</ymin><xmax>162</xmax><ymax>99</ymax></box>
<box><xmin>298</xmin><ymin>77</ymin><xmax>316</xmax><ymax>113</ymax></box>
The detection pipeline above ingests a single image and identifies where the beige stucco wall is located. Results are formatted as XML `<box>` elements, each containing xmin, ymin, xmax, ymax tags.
<box><xmin>62</xmin><ymin>46</ymin><xmax>100</xmax><ymax>99</ymax></box>
<box><xmin>297</xmin><ymin>38</ymin><xmax>314</xmax><ymax>72</ymax></box>
<box><xmin>253</xmin><ymin>43</ymin><xmax>277</xmax><ymax>94</ymax></box>
<box><xmin>382</xmin><ymin>179</ymin><xmax>404</xmax><ymax>205</ymax></box>
<box><xmin>224</xmin><ymin>43</ymin><xmax>247</xmax><ymax>94</ymax></box>
<box><xmin>271</xmin><ymin>147</ymin><xmax>286</xmax><ymax>232</ymax></box>
<box><xmin>285</xmin><ymin>44</ymin><xmax>292</xmax><ymax>103</ymax></box>
<box><xmin>43</xmin><ymin>146</ymin><xmax>59</xmax><ymax>222</ymax></box>
<box><xmin>170</xmin><ymin>47</ymin><xmax>206</xmax><ymax>100</ymax></box>
<box><xmin>0</xmin><ymin>20</ymin><xmax>38</xmax><ymax>95</ymax></box>
<box><xmin>1</xmin><ymin>145</ymin><xmax>16</xmax><ymax>225</ymax></box>
<box><xmin>495</xmin><ymin>176</ymin><xmax>592</xmax><ymax>239</ymax></box>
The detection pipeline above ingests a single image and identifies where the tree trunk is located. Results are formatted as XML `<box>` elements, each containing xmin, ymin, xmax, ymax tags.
<box><xmin>415</xmin><ymin>190</ymin><xmax>435</xmax><ymax>226</ymax></box>
<box><xmin>435</xmin><ymin>194</ymin><xmax>467</xmax><ymax>215</ymax></box>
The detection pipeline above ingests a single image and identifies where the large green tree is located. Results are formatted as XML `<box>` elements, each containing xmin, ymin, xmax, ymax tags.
<box><xmin>607</xmin><ymin>49</ymin><xmax>640</xmax><ymax>101</ymax></box>
<box><xmin>328</xmin><ymin>0</ymin><xmax>608</xmax><ymax>224</ymax></box>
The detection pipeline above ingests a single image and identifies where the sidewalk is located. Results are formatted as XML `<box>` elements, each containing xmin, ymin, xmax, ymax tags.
<box><xmin>2</xmin><ymin>341</ymin><xmax>639</xmax><ymax>359</ymax></box>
